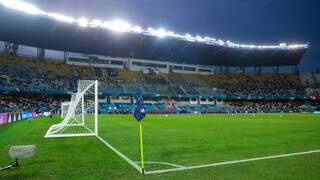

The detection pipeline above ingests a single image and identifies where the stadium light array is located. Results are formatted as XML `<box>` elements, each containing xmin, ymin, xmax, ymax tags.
<box><xmin>0</xmin><ymin>0</ymin><xmax>309</xmax><ymax>50</ymax></box>
<box><xmin>154</xmin><ymin>28</ymin><xmax>168</xmax><ymax>38</ymax></box>
<box><xmin>132</xmin><ymin>26</ymin><xmax>143</xmax><ymax>33</ymax></box>
<box><xmin>104</xmin><ymin>20</ymin><xmax>132</xmax><ymax>32</ymax></box>
<box><xmin>47</xmin><ymin>13</ymin><xmax>74</xmax><ymax>23</ymax></box>
<box><xmin>90</xmin><ymin>19</ymin><xmax>103</xmax><ymax>28</ymax></box>
<box><xmin>0</xmin><ymin>0</ymin><xmax>44</xmax><ymax>15</ymax></box>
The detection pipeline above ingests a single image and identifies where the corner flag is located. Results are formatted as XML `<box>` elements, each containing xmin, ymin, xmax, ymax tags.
<box><xmin>133</xmin><ymin>94</ymin><xmax>146</xmax><ymax>122</ymax></box>
<box><xmin>133</xmin><ymin>94</ymin><xmax>146</xmax><ymax>174</ymax></box>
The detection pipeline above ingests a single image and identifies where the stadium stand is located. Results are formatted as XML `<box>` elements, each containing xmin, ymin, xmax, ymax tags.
<box><xmin>76</xmin><ymin>66</ymin><xmax>94</xmax><ymax>79</ymax></box>
<box><xmin>119</xmin><ymin>69</ymin><xmax>141</xmax><ymax>83</ymax></box>
<box><xmin>42</xmin><ymin>60</ymin><xmax>72</xmax><ymax>77</ymax></box>
<box><xmin>0</xmin><ymin>52</ymin><xmax>319</xmax><ymax>114</ymax></box>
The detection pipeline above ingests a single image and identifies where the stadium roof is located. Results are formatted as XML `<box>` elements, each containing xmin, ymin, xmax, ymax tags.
<box><xmin>0</xmin><ymin>0</ymin><xmax>308</xmax><ymax>67</ymax></box>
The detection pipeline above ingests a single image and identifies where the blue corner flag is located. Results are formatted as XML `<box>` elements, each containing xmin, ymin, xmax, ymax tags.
<box><xmin>133</xmin><ymin>94</ymin><xmax>146</xmax><ymax>122</ymax></box>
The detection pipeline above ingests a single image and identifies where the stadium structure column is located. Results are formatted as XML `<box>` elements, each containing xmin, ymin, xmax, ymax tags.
<box><xmin>4</xmin><ymin>42</ymin><xmax>18</xmax><ymax>55</ymax></box>
<box><xmin>275</xmin><ymin>66</ymin><xmax>279</xmax><ymax>74</ymax></box>
<box><xmin>36</xmin><ymin>48</ymin><xmax>45</xmax><ymax>61</ymax></box>
<box><xmin>239</xmin><ymin>66</ymin><xmax>245</xmax><ymax>74</ymax></box>
<box><xmin>126</xmin><ymin>58</ymin><xmax>132</xmax><ymax>70</ymax></box>
<box><xmin>294</xmin><ymin>65</ymin><xmax>299</xmax><ymax>74</ymax></box>
<box><xmin>225</xmin><ymin>66</ymin><xmax>230</xmax><ymax>74</ymax></box>
<box><xmin>64</xmin><ymin>52</ymin><xmax>68</xmax><ymax>63</ymax></box>
<box><xmin>258</xmin><ymin>66</ymin><xmax>263</xmax><ymax>75</ymax></box>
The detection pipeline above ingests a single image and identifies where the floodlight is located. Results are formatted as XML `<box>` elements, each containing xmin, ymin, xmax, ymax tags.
<box><xmin>77</xmin><ymin>18</ymin><xmax>88</xmax><ymax>27</ymax></box>
<box><xmin>196</xmin><ymin>35</ymin><xmax>204</xmax><ymax>42</ymax></box>
<box><xmin>279</xmin><ymin>43</ymin><xmax>286</xmax><ymax>46</ymax></box>
<box><xmin>217</xmin><ymin>40</ymin><xmax>225</xmax><ymax>45</ymax></box>
<box><xmin>0</xmin><ymin>0</ymin><xmax>44</xmax><ymax>15</ymax></box>
<box><xmin>227</xmin><ymin>41</ymin><xmax>240</xmax><ymax>48</ymax></box>
<box><xmin>288</xmin><ymin>44</ymin><xmax>306</xmax><ymax>49</ymax></box>
<box><xmin>155</xmin><ymin>28</ymin><xmax>167</xmax><ymax>38</ymax></box>
<box><xmin>132</xmin><ymin>26</ymin><xmax>143</xmax><ymax>33</ymax></box>
<box><xmin>47</xmin><ymin>13</ymin><xmax>74</xmax><ymax>23</ymax></box>
<box><xmin>147</xmin><ymin>27</ymin><xmax>155</xmax><ymax>32</ymax></box>
<box><xmin>90</xmin><ymin>19</ymin><xmax>103</xmax><ymax>27</ymax></box>
<box><xmin>167</xmin><ymin>31</ymin><xmax>175</xmax><ymax>35</ymax></box>
<box><xmin>105</xmin><ymin>19</ymin><xmax>131</xmax><ymax>32</ymax></box>
<box><xmin>184</xmin><ymin>33</ymin><xmax>196</xmax><ymax>42</ymax></box>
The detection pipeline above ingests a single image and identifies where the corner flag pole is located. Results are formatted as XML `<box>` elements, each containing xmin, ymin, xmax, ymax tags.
<box><xmin>139</xmin><ymin>121</ymin><xmax>145</xmax><ymax>174</ymax></box>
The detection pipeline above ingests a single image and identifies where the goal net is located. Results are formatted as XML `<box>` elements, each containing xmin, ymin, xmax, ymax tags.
<box><xmin>45</xmin><ymin>80</ymin><xmax>98</xmax><ymax>138</ymax></box>
<box><xmin>61</xmin><ymin>101</ymin><xmax>72</xmax><ymax>119</ymax></box>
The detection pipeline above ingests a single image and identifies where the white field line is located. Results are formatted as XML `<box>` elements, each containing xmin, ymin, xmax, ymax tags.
<box><xmin>96</xmin><ymin>135</ymin><xmax>142</xmax><ymax>173</ymax></box>
<box><xmin>145</xmin><ymin>149</ymin><xmax>320</xmax><ymax>175</ymax></box>
<box><xmin>135</xmin><ymin>161</ymin><xmax>185</xmax><ymax>168</ymax></box>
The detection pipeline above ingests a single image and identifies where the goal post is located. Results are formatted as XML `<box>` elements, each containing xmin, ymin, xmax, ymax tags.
<box><xmin>45</xmin><ymin>80</ymin><xmax>99</xmax><ymax>138</ymax></box>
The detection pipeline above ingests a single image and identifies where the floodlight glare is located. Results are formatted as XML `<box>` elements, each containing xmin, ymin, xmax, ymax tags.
<box><xmin>90</xmin><ymin>19</ymin><xmax>103</xmax><ymax>27</ymax></box>
<box><xmin>47</xmin><ymin>13</ymin><xmax>74</xmax><ymax>23</ymax></box>
<box><xmin>155</xmin><ymin>28</ymin><xmax>167</xmax><ymax>38</ymax></box>
<box><xmin>196</xmin><ymin>35</ymin><xmax>205</xmax><ymax>42</ymax></box>
<box><xmin>147</xmin><ymin>27</ymin><xmax>155</xmax><ymax>32</ymax></box>
<box><xmin>105</xmin><ymin>19</ymin><xmax>131</xmax><ymax>32</ymax></box>
<box><xmin>218</xmin><ymin>40</ymin><xmax>225</xmax><ymax>45</ymax></box>
<box><xmin>132</xmin><ymin>26</ymin><xmax>143</xmax><ymax>33</ymax></box>
<box><xmin>0</xmin><ymin>0</ymin><xmax>44</xmax><ymax>15</ymax></box>
<box><xmin>288</xmin><ymin>44</ymin><xmax>304</xmax><ymax>49</ymax></box>
<box><xmin>78</xmin><ymin>18</ymin><xmax>88</xmax><ymax>27</ymax></box>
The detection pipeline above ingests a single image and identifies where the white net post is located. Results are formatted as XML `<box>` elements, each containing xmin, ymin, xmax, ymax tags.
<box><xmin>95</xmin><ymin>80</ymin><xmax>98</xmax><ymax>135</ymax></box>
<box><xmin>45</xmin><ymin>80</ymin><xmax>99</xmax><ymax>138</ymax></box>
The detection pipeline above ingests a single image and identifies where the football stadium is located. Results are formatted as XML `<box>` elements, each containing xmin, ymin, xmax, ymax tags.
<box><xmin>0</xmin><ymin>0</ymin><xmax>320</xmax><ymax>179</ymax></box>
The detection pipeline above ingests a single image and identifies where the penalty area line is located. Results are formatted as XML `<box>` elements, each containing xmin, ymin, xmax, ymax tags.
<box><xmin>145</xmin><ymin>149</ymin><xmax>320</xmax><ymax>175</ymax></box>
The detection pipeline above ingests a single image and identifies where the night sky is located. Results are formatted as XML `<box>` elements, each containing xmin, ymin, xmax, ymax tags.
<box><xmin>28</xmin><ymin>0</ymin><xmax>319</xmax><ymax>72</ymax></box>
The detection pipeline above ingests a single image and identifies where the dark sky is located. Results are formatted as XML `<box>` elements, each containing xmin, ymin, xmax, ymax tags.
<box><xmin>29</xmin><ymin>0</ymin><xmax>319</xmax><ymax>72</ymax></box>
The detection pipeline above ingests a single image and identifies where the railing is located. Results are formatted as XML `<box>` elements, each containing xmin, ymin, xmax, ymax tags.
<box><xmin>0</xmin><ymin>112</ymin><xmax>48</xmax><ymax>126</ymax></box>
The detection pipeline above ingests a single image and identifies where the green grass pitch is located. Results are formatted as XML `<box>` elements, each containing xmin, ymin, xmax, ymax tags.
<box><xmin>1</xmin><ymin>113</ymin><xmax>320</xmax><ymax>179</ymax></box>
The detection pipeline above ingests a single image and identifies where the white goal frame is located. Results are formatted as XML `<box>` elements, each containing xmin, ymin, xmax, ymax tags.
<box><xmin>45</xmin><ymin>80</ymin><xmax>98</xmax><ymax>138</ymax></box>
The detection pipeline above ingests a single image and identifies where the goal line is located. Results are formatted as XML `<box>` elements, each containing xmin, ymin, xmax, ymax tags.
<box><xmin>144</xmin><ymin>149</ymin><xmax>320</xmax><ymax>175</ymax></box>
<box><xmin>95</xmin><ymin>133</ymin><xmax>320</xmax><ymax>175</ymax></box>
